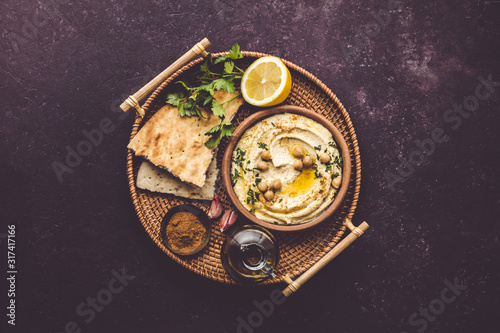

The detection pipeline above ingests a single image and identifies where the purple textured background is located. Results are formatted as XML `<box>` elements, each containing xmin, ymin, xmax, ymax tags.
<box><xmin>1</xmin><ymin>0</ymin><xmax>499</xmax><ymax>332</ymax></box>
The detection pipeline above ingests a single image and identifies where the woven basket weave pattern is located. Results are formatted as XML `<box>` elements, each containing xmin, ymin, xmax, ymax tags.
<box><xmin>127</xmin><ymin>51</ymin><xmax>361</xmax><ymax>285</ymax></box>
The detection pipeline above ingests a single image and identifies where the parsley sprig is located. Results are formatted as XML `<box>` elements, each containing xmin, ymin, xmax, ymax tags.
<box><xmin>165</xmin><ymin>43</ymin><xmax>245</xmax><ymax>149</ymax></box>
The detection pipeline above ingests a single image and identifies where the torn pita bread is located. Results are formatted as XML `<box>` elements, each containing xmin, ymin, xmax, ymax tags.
<box><xmin>136</xmin><ymin>151</ymin><xmax>218</xmax><ymax>200</ymax></box>
<box><xmin>128</xmin><ymin>91</ymin><xmax>243</xmax><ymax>187</ymax></box>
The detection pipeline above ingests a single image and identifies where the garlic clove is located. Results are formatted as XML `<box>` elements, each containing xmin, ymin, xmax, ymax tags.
<box><xmin>220</xmin><ymin>209</ymin><xmax>238</xmax><ymax>232</ymax></box>
<box><xmin>208</xmin><ymin>195</ymin><xmax>222</xmax><ymax>219</ymax></box>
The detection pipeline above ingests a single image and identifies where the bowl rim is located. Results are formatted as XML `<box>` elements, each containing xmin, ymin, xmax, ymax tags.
<box><xmin>222</xmin><ymin>105</ymin><xmax>352</xmax><ymax>232</ymax></box>
<box><xmin>159</xmin><ymin>204</ymin><xmax>212</xmax><ymax>255</ymax></box>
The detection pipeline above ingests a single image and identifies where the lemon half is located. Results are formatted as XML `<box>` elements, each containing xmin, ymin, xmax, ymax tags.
<box><xmin>241</xmin><ymin>57</ymin><xmax>292</xmax><ymax>107</ymax></box>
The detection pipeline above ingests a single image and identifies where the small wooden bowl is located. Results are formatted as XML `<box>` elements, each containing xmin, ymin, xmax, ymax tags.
<box><xmin>222</xmin><ymin>105</ymin><xmax>352</xmax><ymax>232</ymax></box>
<box><xmin>160</xmin><ymin>204</ymin><xmax>211</xmax><ymax>255</ymax></box>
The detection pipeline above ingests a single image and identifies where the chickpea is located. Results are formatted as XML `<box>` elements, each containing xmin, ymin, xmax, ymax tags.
<box><xmin>261</xmin><ymin>150</ymin><xmax>271</xmax><ymax>161</ymax></box>
<box><xmin>257</xmin><ymin>181</ymin><xmax>268</xmax><ymax>193</ymax></box>
<box><xmin>264</xmin><ymin>190</ymin><xmax>275</xmax><ymax>201</ymax></box>
<box><xmin>293</xmin><ymin>159</ymin><xmax>303</xmax><ymax>171</ymax></box>
<box><xmin>257</xmin><ymin>161</ymin><xmax>269</xmax><ymax>171</ymax></box>
<box><xmin>320</xmin><ymin>153</ymin><xmax>331</xmax><ymax>164</ymax></box>
<box><xmin>271</xmin><ymin>179</ymin><xmax>282</xmax><ymax>191</ymax></box>
<box><xmin>303</xmin><ymin>155</ymin><xmax>313</xmax><ymax>168</ymax></box>
<box><xmin>292</xmin><ymin>146</ymin><xmax>304</xmax><ymax>159</ymax></box>
<box><xmin>332</xmin><ymin>177</ymin><xmax>341</xmax><ymax>189</ymax></box>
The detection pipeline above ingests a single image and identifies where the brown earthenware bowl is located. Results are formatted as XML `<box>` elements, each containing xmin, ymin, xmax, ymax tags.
<box><xmin>160</xmin><ymin>204</ymin><xmax>211</xmax><ymax>255</ymax></box>
<box><xmin>222</xmin><ymin>105</ymin><xmax>352</xmax><ymax>232</ymax></box>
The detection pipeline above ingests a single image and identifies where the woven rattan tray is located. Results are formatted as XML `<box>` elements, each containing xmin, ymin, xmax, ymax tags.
<box><xmin>126</xmin><ymin>51</ymin><xmax>361</xmax><ymax>285</ymax></box>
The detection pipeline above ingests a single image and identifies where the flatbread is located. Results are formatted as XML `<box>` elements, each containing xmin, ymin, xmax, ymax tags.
<box><xmin>128</xmin><ymin>91</ymin><xmax>243</xmax><ymax>187</ymax></box>
<box><xmin>136</xmin><ymin>151</ymin><xmax>218</xmax><ymax>200</ymax></box>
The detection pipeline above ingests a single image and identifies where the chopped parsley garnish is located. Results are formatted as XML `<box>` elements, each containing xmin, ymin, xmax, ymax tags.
<box><xmin>231</xmin><ymin>169</ymin><xmax>241</xmax><ymax>186</ymax></box>
<box><xmin>232</xmin><ymin>148</ymin><xmax>246</xmax><ymax>168</ymax></box>
<box><xmin>328</xmin><ymin>141</ymin><xmax>337</xmax><ymax>149</ymax></box>
<box><xmin>314</xmin><ymin>145</ymin><xmax>322</xmax><ymax>151</ymax></box>
<box><xmin>334</xmin><ymin>155</ymin><xmax>342</xmax><ymax>168</ymax></box>
<box><xmin>257</xmin><ymin>142</ymin><xmax>268</xmax><ymax>149</ymax></box>
<box><xmin>255</xmin><ymin>178</ymin><xmax>262</xmax><ymax>186</ymax></box>
<box><xmin>250</xmin><ymin>208</ymin><xmax>256</xmax><ymax>213</ymax></box>
<box><xmin>247</xmin><ymin>188</ymin><xmax>256</xmax><ymax>205</ymax></box>
<box><xmin>333</xmin><ymin>172</ymin><xmax>339</xmax><ymax>177</ymax></box>
<box><xmin>271</xmin><ymin>122</ymin><xmax>276</xmax><ymax>127</ymax></box>
<box><xmin>320</xmin><ymin>179</ymin><xmax>325</xmax><ymax>184</ymax></box>
<box><xmin>325</xmin><ymin>164</ymin><xmax>332</xmax><ymax>172</ymax></box>
<box><xmin>312</xmin><ymin>163</ymin><xmax>322</xmax><ymax>179</ymax></box>
<box><xmin>253</xmin><ymin>167</ymin><xmax>263</xmax><ymax>171</ymax></box>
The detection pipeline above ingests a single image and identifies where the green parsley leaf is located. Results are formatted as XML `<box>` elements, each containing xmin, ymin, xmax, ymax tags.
<box><xmin>165</xmin><ymin>43</ymin><xmax>244</xmax><ymax>149</ymax></box>
<box><xmin>213</xmin><ymin>56</ymin><xmax>227</xmax><ymax>65</ymax></box>
<box><xmin>200</xmin><ymin>55</ymin><xmax>212</xmax><ymax>72</ymax></box>
<box><xmin>197</xmin><ymin>83</ymin><xmax>215</xmax><ymax>96</ymax></box>
<box><xmin>314</xmin><ymin>145</ymin><xmax>322</xmax><ymax>151</ymax></box>
<box><xmin>228</xmin><ymin>43</ymin><xmax>243</xmax><ymax>59</ymax></box>
<box><xmin>211</xmin><ymin>100</ymin><xmax>225</xmax><ymax>118</ymax></box>
<box><xmin>213</xmin><ymin>78</ymin><xmax>235</xmax><ymax>94</ymax></box>
<box><xmin>203</xmin><ymin>95</ymin><xmax>213</xmax><ymax>106</ymax></box>
<box><xmin>166</xmin><ymin>92</ymin><xmax>184</xmax><ymax>106</ymax></box>
<box><xmin>224</xmin><ymin>60</ymin><xmax>235</xmax><ymax>74</ymax></box>
<box><xmin>220</xmin><ymin>122</ymin><xmax>233</xmax><ymax>137</ymax></box>
<box><xmin>205</xmin><ymin>124</ymin><xmax>220</xmax><ymax>134</ymax></box>
<box><xmin>178</xmin><ymin>103</ymin><xmax>186</xmax><ymax>117</ymax></box>
<box><xmin>205</xmin><ymin>133</ymin><xmax>221</xmax><ymax>149</ymax></box>
<box><xmin>204</xmin><ymin>122</ymin><xmax>233</xmax><ymax>149</ymax></box>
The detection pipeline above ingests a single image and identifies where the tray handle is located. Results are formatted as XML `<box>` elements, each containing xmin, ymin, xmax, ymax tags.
<box><xmin>282</xmin><ymin>219</ymin><xmax>369</xmax><ymax>297</ymax></box>
<box><xmin>120</xmin><ymin>38</ymin><xmax>211</xmax><ymax>117</ymax></box>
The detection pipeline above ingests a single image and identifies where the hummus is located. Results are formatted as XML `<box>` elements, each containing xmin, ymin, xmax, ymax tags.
<box><xmin>231</xmin><ymin>113</ymin><xmax>342</xmax><ymax>225</ymax></box>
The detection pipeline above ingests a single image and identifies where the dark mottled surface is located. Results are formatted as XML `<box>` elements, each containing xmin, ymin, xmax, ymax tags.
<box><xmin>1</xmin><ymin>0</ymin><xmax>499</xmax><ymax>332</ymax></box>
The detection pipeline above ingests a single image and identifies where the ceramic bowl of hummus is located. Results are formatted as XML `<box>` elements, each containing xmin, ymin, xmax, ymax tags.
<box><xmin>222</xmin><ymin>105</ymin><xmax>351</xmax><ymax>231</ymax></box>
